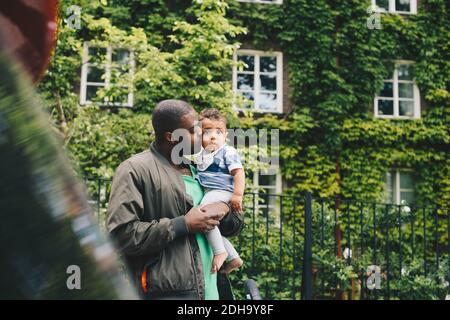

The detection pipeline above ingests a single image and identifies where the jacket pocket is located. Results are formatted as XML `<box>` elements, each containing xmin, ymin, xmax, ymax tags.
<box><xmin>140</xmin><ymin>253</ymin><xmax>161</xmax><ymax>295</ymax></box>
<box><xmin>146</xmin><ymin>238</ymin><xmax>196</xmax><ymax>295</ymax></box>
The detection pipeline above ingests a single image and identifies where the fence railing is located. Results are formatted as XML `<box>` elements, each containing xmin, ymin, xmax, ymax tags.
<box><xmin>83</xmin><ymin>177</ymin><xmax>450</xmax><ymax>300</ymax></box>
<box><xmin>308</xmin><ymin>197</ymin><xmax>450</xmax><ymax>300</ymax></box>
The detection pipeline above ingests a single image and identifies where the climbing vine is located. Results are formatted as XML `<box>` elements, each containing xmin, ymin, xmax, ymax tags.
<box><xmin>36</xmin><ymin>0</ymin><xmax>449</xmax><ymax>299</ymax></box>
<box><xmin>228</xmin><ymin>0</ymin><xmax>449</xmax><ymax>208</ymax></box>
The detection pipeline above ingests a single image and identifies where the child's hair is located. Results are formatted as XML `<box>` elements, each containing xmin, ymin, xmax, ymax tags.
<box><xmin>199</xmin><ymin>108</ymin><xmax>227</xmax><ymax>126</ymax></box>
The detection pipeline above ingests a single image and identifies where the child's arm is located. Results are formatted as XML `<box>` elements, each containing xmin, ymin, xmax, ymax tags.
<box><xmin>230</xmin><ymin>168</ymin><xmax>245</xmax><ymax>213</ymax></box>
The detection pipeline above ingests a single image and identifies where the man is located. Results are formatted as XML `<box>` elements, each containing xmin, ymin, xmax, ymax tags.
<box><xmin>106</xmin><ymin>99</ymin><xmax>230</xmax><ymax>300</ymax></box>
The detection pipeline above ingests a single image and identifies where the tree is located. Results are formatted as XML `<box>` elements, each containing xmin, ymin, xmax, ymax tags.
<box><xmin>38</xmin><ymin>0</ymin><xmax>246</xmax><ymax>178</ymax></box>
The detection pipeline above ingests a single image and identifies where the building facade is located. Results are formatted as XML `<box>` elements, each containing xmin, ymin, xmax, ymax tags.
<box><xmin>44</xmin><ymin>0</ymin><xmax>449</xmax><ymax>209</ymax></box>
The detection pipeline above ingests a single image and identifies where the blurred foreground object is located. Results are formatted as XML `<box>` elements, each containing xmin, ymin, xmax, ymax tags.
<box><xmin>0</xmin><ymin>1</ymin><xmax>137</xmax><ymax>299</ymax></box>
<box><xmin>0</xmin><ymin>52</ymin><xmax>137</xmax><ymax>299</ymax></box>
<box><xmin>0</xmin><ymin>0</ymin><xmax>58</xmax><ymax>84</ymax></box>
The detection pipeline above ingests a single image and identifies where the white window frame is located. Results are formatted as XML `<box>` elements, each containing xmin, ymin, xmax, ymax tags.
<box><xmin>252</xmin><ymin>166</ymin><xmax>283</xmax><ymax>226</ymax></box>
<box><xmin>238</xmin><ymin>0</ymin><xmax>283</xmax><ymax>4</ymax></box>
<box><xmin>374</xmin><ymin>61</ymin><xmax>420</xmax><ymax>119</ymax></box>
<box><xmin>372</xmin><ymin>0</ymin><xmax>417</xmax><ymax>14</ymax></box>
<box><xmin>233</xmin><ymin>50</ymin><xmax>283</xmax><ymax>114</ymax></box>
<box><xmin>80</xmin><ymin>42</ymin><xmax>135</xmax><ymax>108</ymax></box>
<box><xmin>385</xmin><ymin>169</ymin><xmax>415</xmax><ymax>205</ymax></box>
<box><xmin>253</xmin><ymin>168</ymin><xmax>282</xmax><ymax>196</ymax></box>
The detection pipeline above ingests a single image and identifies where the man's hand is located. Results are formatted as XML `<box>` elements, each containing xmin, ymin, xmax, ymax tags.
<box><xmin>200</xmin><ymin>202</ymin><xmax>230</xmax><ymax>221</ymax></box>
<box><xmin>185</xmin><ymin>205</ymin><xmax>224</xmax><ymax>233</ymax></box>
<box><xmin>230</xmin><ymin>194</ymin><xmax>243</xmax><ymax>214</ymax></box>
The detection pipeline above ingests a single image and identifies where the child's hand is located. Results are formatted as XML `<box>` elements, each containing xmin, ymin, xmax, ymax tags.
<box><xmin>230</xmin><ymin>194</ymin><xmax>243</xmax><ymax>214</ymax></box>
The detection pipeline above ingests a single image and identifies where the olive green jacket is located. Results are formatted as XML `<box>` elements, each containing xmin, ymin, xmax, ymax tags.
<box><xmin>106</xmin><ymin>143</ymin><xmax>206</xmax><ymax>299</ymax></box>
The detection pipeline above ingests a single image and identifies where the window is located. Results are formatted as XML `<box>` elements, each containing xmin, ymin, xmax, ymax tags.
<box><xmin>372</xmin><ymin>0</ymin><xmax>417</xmax><ymax>14</ymax></box>
<box><xmin>253</xmin><ymin>168</ymin><xmax>282</xmax><ymax>196</ymax></box>
<box><xmin>238</xmin><ymin>0</ymin><xmax>283</xmax><ymax>4</ymax></box>
<box><xmin>385</xmin><ymin>170</ymin><xmax>415</xmax><ymax>205</ymax></box>
<box><xmin>80</xmin><ymin>42</ymin><xmax>134</xmax><ymax>107</ymax></box>
<box><xmin>375</xmin><ymin>62</ymin><xmax>420</xmax><ymax>119</ymax></box>
<box><xmin>248</xmin><ymin>166</ymin><xmax>282</xmax><ymax>217</ymax></box>
<box><xmin>233</xmin><ymin>50</ymin><xmax>283</xmax><ymax>113</ymax></box>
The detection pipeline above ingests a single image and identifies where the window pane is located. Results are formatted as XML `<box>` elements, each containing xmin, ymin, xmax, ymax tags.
<box><xmin>239</xmin><ymin>91</ymin><xmax>254</xmax><ymax>100</ymax></box>
<box><xmin>376</xmin><ymin>0</ymin><xmax>389</xmax><ymax>10</ymax></box>
<box><xmin>398</xmin><ymin>64</ymin><xmax>413</xmax><ymax>80</ymax></box>
<box><xmin>399</xmin><ymin>100</ymin><xmax>414</xmax><ymax>116</ymax></box>
<box><xmin>86</xmin><ymin>85</ymin><xmax>102</xmax><ymax>102</ymax></box>
<box><xmin>399</xmin><ymin>83</ymin><xmax>414</xmax><ymax>99</ymax></box>
<box><xmin>259</xmin><ymin>93</ymin><xmax>277</xmax><ymax>111</ymax></box>
<box><xmin>400</xmin><ymin>191</ymin><xmax>414</xmax><ymax>204</ymax></box>
<box><xmin>400</xmin><ymin>172</ymin><xmax>414</xmax><ymax>189</ymax></box>
<box><xmin>379</xmin><ymin>82</ymin><xmax>393</xmax><ymax>97</ymax></box>
<box><xmin>378</xmin><ymin>100</ymin><xmax>393</xmax><ymax>115</ymax></box>
<box><xmin>395</xmin><ymin>0</ymin><xmax>411</xmax><ymax>12</ymax></box>
<box><xmin>237</xmin><ymin>74</ymin><xmax>254</xmax><ymax>91</ymax></box>
<box><xmin>88</xmin><ymin>47</ymin><xmax>107</xmax><ymax>64</ymax></box>
<box><xmin>238</xmin><ymin>55</ymin><xmax>254</xmax><ymax>71</ymax></box>
<box><xmin>87</xmin><ymin>66</ymin><xmax>104</xmax><ymax>83</ymax></box>
<box><xmin>112</xmin><ymin>49</ymin><xmax>130</xmax><ymax>65</ymax></box>
<box><xmin>385</xmin><ymin>172</ymin><xmax>395</xmax><ymax>203</ymax></box>
<box><xmin>260</xmin><ymin>74</ymin><xmax>277</xmax><ymax>91</ymax></box>
<box><xmin>260</xmin><ymin>56</ymin><xmax>277</xmax><ymax>73</ymax></box>
<box><xmin>399</xmin><ymin>83</ymin><xmax>414</xmax><ymax>98</ymax></box>
<box><xmin>258</xmin><ymin>173</ymin><xmax>276</xmax><ymax>187</ymax></box>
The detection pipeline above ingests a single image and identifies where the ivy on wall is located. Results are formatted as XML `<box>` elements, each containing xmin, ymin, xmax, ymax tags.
<box><xmin>228</xmin><ymin>0</ymin><xmax>449</xmax><ymax>208</ymax></box>
<box><xmin>38</xmin><ymin>0</ymin><xmax>449</xmax><ymax>204</ymax></box>
<box><xmin>34</xmin><ymin>0</ymin><xmax>449</xmax><ymax>300</ymax></box>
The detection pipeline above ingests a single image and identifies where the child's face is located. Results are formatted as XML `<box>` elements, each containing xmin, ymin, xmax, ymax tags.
<box><xmin>201</xmin><ymin>118</ymin><xmax>227</xmax><ymax>151</ymax></box>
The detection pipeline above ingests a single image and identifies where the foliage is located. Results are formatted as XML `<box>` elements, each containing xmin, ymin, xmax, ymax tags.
<box><xmin>228</xmin><ymin>0</ymin><xmax>449</xmax><ymax>207</ymax></box>
<box><xmin>67</xmin><ymin>106</ymin><xmax>151</xmax><ymax>178</ymax></box>
<box><xmin>38</xmin><ymin>0</ymin><xmax>247</xmax><ymax>176</ymax></box>
<box><xmin>36</xmin><ymin>0</ymin><xmax>449</xmax><ymax>299</ymax></box>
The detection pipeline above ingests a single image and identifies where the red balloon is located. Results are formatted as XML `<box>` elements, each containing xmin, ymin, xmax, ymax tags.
<box><xmin>0</xmin><ymin>0</ymin><xmax>59</xmax><ymax>84</ymax></box>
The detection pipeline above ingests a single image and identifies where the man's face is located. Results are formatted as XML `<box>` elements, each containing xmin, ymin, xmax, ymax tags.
<box><xmin>201</xmin><ymin>118</ymin><xmax>227</xmax><ymax>152</ymax></box>
<box><xmin>172</xmin><ymin>110</ymin><xmax>202</xmax><ymax>156</ymax></box>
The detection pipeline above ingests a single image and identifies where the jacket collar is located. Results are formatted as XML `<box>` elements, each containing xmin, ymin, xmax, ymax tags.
<box><xmin>150</xmin><ymin>142</ymin><xmax>195</xmax><ymax>167</ymax></box>
<box><xmin>150</xmin><ymin>142</ymin><xmax>194</xmax><ymax>208</ymax></box>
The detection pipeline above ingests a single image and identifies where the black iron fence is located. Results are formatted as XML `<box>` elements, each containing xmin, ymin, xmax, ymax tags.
<box><xmin>83</xmin><ymin>177</ymin><xmax>450</xmax><ymax>300</ymax></box>
<box><xmin>308</xmin><ymin>197</ymin><xmax>450</xmax><ymax>300</ymax></box>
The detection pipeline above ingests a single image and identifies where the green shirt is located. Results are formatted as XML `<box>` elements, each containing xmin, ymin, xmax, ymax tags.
<box><xmin>181</xmin><ymin>165</ymin><xmax>219</xmax><ymax>300</ymax></box>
